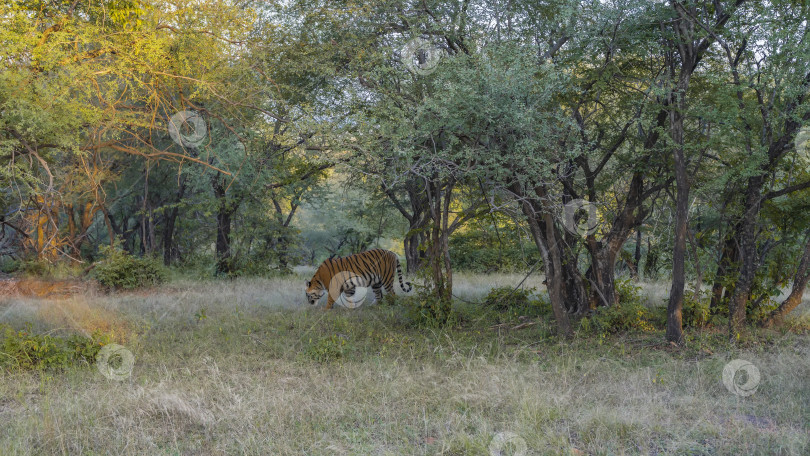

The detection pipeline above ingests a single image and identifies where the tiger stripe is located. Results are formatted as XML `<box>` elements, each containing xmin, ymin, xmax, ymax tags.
<box><xmin>305</xmin><ymin>248</ymin><xmax>412</xmax><ymax>308</ymax></box>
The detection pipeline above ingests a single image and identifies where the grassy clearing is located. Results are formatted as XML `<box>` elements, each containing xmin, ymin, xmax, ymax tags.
<box><xmin>0</xmin><ymin>274</ymin><xmax>809</xmax><ymax>455</ymax></box>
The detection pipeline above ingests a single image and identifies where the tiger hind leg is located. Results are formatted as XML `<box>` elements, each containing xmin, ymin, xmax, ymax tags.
<box><xmin>372</xmin><ymin>284</ymin><xmax>383</xmax><ymax>303</ymax></box>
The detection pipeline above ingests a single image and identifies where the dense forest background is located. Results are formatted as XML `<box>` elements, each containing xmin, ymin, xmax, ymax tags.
<box><xmin>1</xmin><ymin>0</ymin><xmax>809</xmax><ymax>342</ymax></box>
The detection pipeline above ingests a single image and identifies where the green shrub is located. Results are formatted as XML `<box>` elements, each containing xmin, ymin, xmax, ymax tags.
<box><xmin>785</xmin><ymin>313</ymin><xmax>810</xmax><ymax>333</ymax></box>
<box><xmin>533</xmin><ymin>293</ymin><xmax>553</xmax><ymax>316</ymax></box>
<box><xmin>647</xmin><ymin>305</ymin><xmax>668</xmax><ymax>327</ymax></box>
<box><xmin>0</xmin><ymin>257</ymin><xmax>20</xmax><ymax>274</ymax></box>
<box><xmin>615</xmin><ymin>276</ymin><xmax>643</xmax><ymax>305</ymax></box>
<box><xmin>398</xmin><ymin>286</ymin><xmax>459</xmax><ymax>328</ymax></box>
<box><xmin>18</xmin><ymin>257</ymin><xmax>50</xmax><ymax>277</ymax></box>
<box><xmin>225</xmin><ymin>258</ymin><xmax>292</xmax><ymax>278</ymax></box>
<box><xmin>483</xmin><ymin>286</ymin><xmax>536</xmax><ymax>311</ymax></box>
<box><xmin>92</xmin><ymin>243</ymin><xmax>166</xmax><ymax>289</ymax></box>
<box><xmin>301</xmin><ymin>334</ymin><xmax>347</xmax><ymax>363</ymax></box>
<box><xmin>683</xmin><ymin>289</ymin><xmax>710</xmax><ymax>328</ymax></box>
<box><xmin>580</xmin><ymin>302</ymin><xmax>656</xmax><ymax>335</ymax></box>
<box><xmin>0</xmin><ymin>325</ymin><xmax>112</xmax><ymax>371</ymax></box>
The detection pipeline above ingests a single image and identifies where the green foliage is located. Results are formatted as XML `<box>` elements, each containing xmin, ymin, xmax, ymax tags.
<box><xmin>14</xmin><ymin>257</ymin><xmax>84</xmax><ymax>279</ymax></box>
<box><xmin>580</xmin><ymin>303</ymin><xmax>656</xmax><ymax>335</ymax></box>
<box><xmin>683</xmin><ymin>289</ymin><xmax>710</xmax><ymax>328</ymax></box>
<box><xmin>584</xmin><ymin>278</ymin><xmax>666</xmax><ymax>334</ymax></box>
<box><xmin>398</xmin><ymin>285</ymin><xmax>459</xmax><ymax>329</ymax></box>
<box><xmin>92</xmin><ymin>242</ymin><xmax>166</xmax><ymax>290</ymax></box>
<box><xmin>0</xmin><ymin>325</ymin><xmax>112</xmax><ymax>371</ymax></box>
<box><xmin>615</xmin><ymin>276</ymin><xmax>643</xmax><ymax>306</ymax></box>
<box><xmin>0</xmin><ymin>257</ymin><xmax>18</xmax><ymax>274</ymax></box>
<box><xmin>223</xmin><ymin>258</ymin><xmax>269</xmax><ymax>279</ymax></box>
<box><xmin>18</xmin><ymin>258</ymin><xmax>50</xmax><ymax>277</ymax></box>
<box><xmin>481</xmin><ymin>285</ymin><xmax>551</xmax><ymax>325</ymax></box>
<box><xmin>300</xmin><ymin>334</ymin><xmax>347</xmax><ymax>363</ymax></box>
<box><xmin>784</xmin><ymin>313</ymin><xmax>810</xmax><ymax>333</ymax></box>
<box><xmin>643</xmin><ymin>245</ymin><xmax>662</xmax><ymax>279</ymax></box>
<box><xmin>1</xmin><ymin>0</ymin><xmax>808</xmax><ymax>343</ymax></box>
<box><xmin>482</xmin><ymin>286</ymin><xmax>535</xmax><ymax>311</ymax></box>
<box><xmin>299</xmin><ymin>173</ymin><xmax>406</xmax><ymax>263</ymax></box>
<box><xmin>705</xmin><ymin>253</ymin><xmax>789</xmax><ymax>325</ymax></box>
<box><xmin>449</xmin><ymin>231</ymin><xmax>541</xmax><ymax>273</ymax></box>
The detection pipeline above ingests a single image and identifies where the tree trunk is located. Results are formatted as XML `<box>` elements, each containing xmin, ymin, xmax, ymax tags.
<box><xmin>666</xmin><ymin>70</ymin><xmax>691</xmax><ymax>345</ymax></box>
<box><xmin>162</xmin><ymin>180</ymin><xmax>185</xmax><ymax>266</ymax></box>
<box><xmin>663</xmin><ymin>0</ymin><xmax>746</xmax><ymax>343</ymax></box>
<box><xmin>65</xmin><ymin>204</ymin><xmax>79</xmax><ymax>257</ymax></box>
<box><xmin>586</xmin><ymin>244</ymin><xmax>619</xmax><ymax>308</ymax></box>
<box><xmin>644</xmin><ymin>237</ymin><xmax>659</xmax><ymax>278</ymax></box>
<box><xmin>542</xmin><ymin>213</ymin><xmax>573</xmax><ymax>337</ymax></box>
<box><xmin>710</xmin><ymin>233</ymin><xmax>738</xmax><ymax>312</ymax></box>
<box><xmin>425</xmin><ymin>178</ymin><xmax>453</xmax><ymax>322</ymax></box>
<box><xmin>728</xmin><ymin>176</ymin><xmax>764</xmax><ymax>338</ymax></box>
<box><xmin>560</xmin><ymin>241</ymin><xmax>589</xmax><ymax>314</ymax></box>
<box><xmin>163</xmin><ymin>207</ymin><xmax>178</xmax><ymax>266</ymax></box>
<box><xmin>141</xmin><ymin>166</ymin><xmax>156</xmax><ymax>255</ymax></box>
<box><xmin>633</xmin><ymin>228</ymin><xmax>642</xmax><ymax>279</ymax></box>
<box><xmin>215</xmin><ymin>205</ymin><xmax>233</xmax><ymax>275</ymax></box>
<box><xmin>512</xmin><ymin>182</ymin><xmax>573</xmax><ymax>336</ymax></box>
<box><xmin>584</xmin><ymin>167</ymin><xmax>648</xmax><ymax>310</ymax></box>
<box><xmin>404</xmin><ymin>224</ymin><xmax>428</xmax><ymax>273</ymax></box>
<box><xmin>688</xmin><ymin>229</ymin><xmax>703</xmax><ymax>301</ymax></box>
<box><xmin>384</xmin><ymin>179</ymin><xmax>431</xmax><ymax>274</ymax></box>
<box><xmin>213</xmin><ymin>179</ymin><xmax>234</xmax><ymax>276</ymax></box>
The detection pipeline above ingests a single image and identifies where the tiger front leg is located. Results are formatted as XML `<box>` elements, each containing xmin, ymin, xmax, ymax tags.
<box><xmin>326</xmin><ymin>295</ymin><xmax>335</xmax><ymax>309</ymax></box>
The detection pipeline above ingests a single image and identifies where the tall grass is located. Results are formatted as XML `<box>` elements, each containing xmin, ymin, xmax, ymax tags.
<box><xmin>0</xmin><ymin>275</ymin><xmax>808</xmax><ymax>455</ymax></box>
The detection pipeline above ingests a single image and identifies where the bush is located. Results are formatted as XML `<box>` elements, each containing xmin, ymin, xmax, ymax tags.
<box><xmin>398</xmin><ymin>285</ymin><xmax>460</xmax><ymax>328</ymax></box>
<box><xmin>532</xmin><ymin>293</ymin><xmax>553</xmax><ymax>316</ymax></box>
<box><xmin>300</xmin><ymin>334</ymin><xmax>347</xmax><ymax>363</ymax></box>
<box><xmin>480</xmin><ymin>286</ymin><xmax>551</xmax><ymax>324</ymax></box>
<box><xmin>0</xmin><ymin>257</ymin><xmax>19</xmax><ymax>274</ymax></box>
<box><xmin>18</xmin><ymin>257</ymin><xmax>50</xmax><ymax>276</ymax></box>
<box><xmin>225</xmin><ymin>257</ymin><xmax>292</xmax><ymax>278</ymax></box>
<box><xmin>683</xmin><ymin>289</ymin><xmax>710</xmax><ymax>328</ymax></box>
<box><xmin>0</xmin><ymin>325</ymin><xmax>111</xmax><ymax>371</ymax></box>
<box><xmin>615</xmin><ymin>276</ymin><xmax>643</xmax><ymax>305</ymax></box>
<box><xmin>580</xmin><ymin>302</ymin><xmax>656</xmax><ymax>335</ymax></box>
<box><xmin>483</xmin><ymin>286</ymin><xmax>535</xmax><ymax>311</ymax></box>
<box><xmin>92</xmin><ymin>243</ymin><xmax>166</xmax><ymax>290</ymax></box>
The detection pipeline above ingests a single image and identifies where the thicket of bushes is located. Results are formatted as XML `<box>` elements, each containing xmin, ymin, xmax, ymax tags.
<box><xmin>91</xmin><ymin>243</ymin><xmax>166</xmax><ymax>289</ymax></box>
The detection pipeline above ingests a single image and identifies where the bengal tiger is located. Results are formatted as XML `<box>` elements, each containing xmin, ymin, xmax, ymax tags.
<box><xmin>305</xmin><ymin>248</ymin><xmax>412</xmax><ymax>309</ymax></box>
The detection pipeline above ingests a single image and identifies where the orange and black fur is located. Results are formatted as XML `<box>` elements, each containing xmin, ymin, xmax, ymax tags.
<box><xmin>305</xmin><ymin>248</ymin><xmax>412</xmax><ymax>308</ymax></box>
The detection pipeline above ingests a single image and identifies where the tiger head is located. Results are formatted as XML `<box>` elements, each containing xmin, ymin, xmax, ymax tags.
<box><xmin>305</xmin><ymin>278</ymin><xmax>326</xmax><ymax>305</ymax></box>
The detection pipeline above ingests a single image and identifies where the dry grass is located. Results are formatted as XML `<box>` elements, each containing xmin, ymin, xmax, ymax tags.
<box><xmin>0</xmin><ymin>275</ymin><xmax>808</xmax><ymax>455</ymax></box>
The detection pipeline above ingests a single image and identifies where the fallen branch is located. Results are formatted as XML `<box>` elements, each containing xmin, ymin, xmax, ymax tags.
<box><xmin>489</xmin><ymin>319</ymin><xmax>541</xmax><ymax>330</ymax></box>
